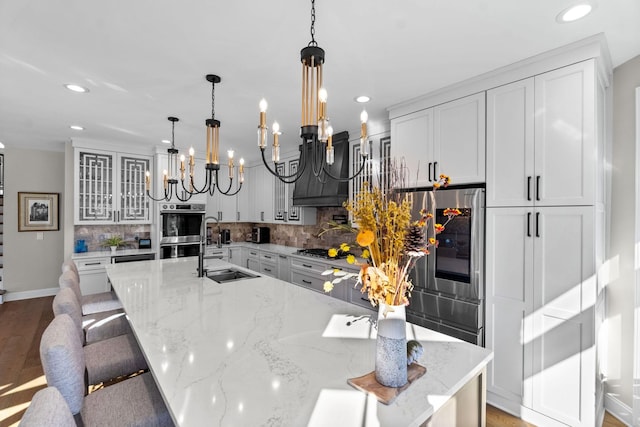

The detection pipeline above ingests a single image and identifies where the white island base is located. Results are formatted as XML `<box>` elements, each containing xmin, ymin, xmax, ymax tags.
<box><xmin>106</xmin><ymin>258</ymin><xmax>493</xmax><ymax>427</ymax></box>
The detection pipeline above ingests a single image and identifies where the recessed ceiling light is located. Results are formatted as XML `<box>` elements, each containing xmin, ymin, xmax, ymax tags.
<box><xmin>0</xmin><ymin>142</ymin><xmax>5</xmax><ymax>149</ymax></box>
<box><xmin>355</xmin><ymin>95</ymin><xmax>371</xmax><ymax>103</ymax></box>
<box><xmin>161</xmin><ymin>139</ymin><xmax>171</xmax><ymax>144</ymax></box>
<box><xmin>70</xmin><ymin>125</ymin><xmax>84</xmax><ymax>131</ymax></box>
<box><xmin>64</xmin><ymin>84</ymin><xmax>89</xmax><ymax>93</ymax></box>
<box><xmin>557</xmin><ymin>3</ymin><xmax>593</xmax><ymax>23</ymax></box>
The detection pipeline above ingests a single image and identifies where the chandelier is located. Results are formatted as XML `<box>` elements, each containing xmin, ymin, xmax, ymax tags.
<box><xmin>257</xmin><ymin>0</ymin><xmax>368</xmax><ymax>184</ymax></box>
<box><xmin>146</xmin><ymin>74</ymin><xmax>244</xmax><ymax>202</ymax></box>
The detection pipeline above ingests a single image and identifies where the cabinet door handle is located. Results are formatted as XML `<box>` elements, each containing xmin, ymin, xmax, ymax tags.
<box><xmin>302</xmin><ymin>264</ymin><xmax>313</xmax><ymax>269</ymax></box>
<box><xmin>250</xmin><ymin>251</ymin><xmax>257</xmax><ymax>255</ymax></box>
<box><xmin>428</xmin><ymin>162</ymin><xmax>433</xmax><ymax>182</ymax></box>
<box><xmin>535</xmin><ymin>212</ymin><xmax>540</xmax><ymax>237</ymax></box>
<box><xmin>527</xmin><ymin>212</ymin><xmax>531</xmax><ymax>237</ymax></box>
<box><xmin>279</xmin><ymin>255</ymin><xmax>287</xmax><ymax>259</ymax></box>
<box><xmin>264</xmin><ymin>255</ymin><xmax>272</xmax><ymax>259</ymax></box>
<box><xmin>85</xmin><ymin>262</ymin><xmax>101</xmax><ymax>266</ymax></box>
<box><xmin>261</xmin><ymin>211</ymin><xmax>264</xmax><ymax>222</ymax></box>
<box><xmin>527</xmin><ymin>176</ymin><xmax>532</xmax><ymax>201</ymax></box>
<box><xmin>536</xmin><ymin>176</ymin><xmax>541</xmax><ymax>201</ymax></box>
<box><xmin>302</xmin><ymin>279</ymin><xmax>312</xmax><ymax>285</ymax></box>
<box><xmin>264</xmin><ymin>268</ymin><xmax>272</xmax><ymax>272</ymax></box>
<box><xmin>237</xmin><ymin>212</ymin><xmax>240</xmax><ymax>221</ymax></box>
<box><xmin>433</xmin><ymin>161</ymin><xmax>438</xmax><ymax>181</ymax></box>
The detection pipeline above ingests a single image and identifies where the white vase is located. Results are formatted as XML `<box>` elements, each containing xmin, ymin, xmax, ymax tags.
<box><xmin>375</xmin><ymin>303</ymin><xmax>408</xmax><ymax>387</ymax></box>
<box><xmin>110</xmin><ymin>246</ymin><xmax>117</xmax><ymax>254</ymax></box>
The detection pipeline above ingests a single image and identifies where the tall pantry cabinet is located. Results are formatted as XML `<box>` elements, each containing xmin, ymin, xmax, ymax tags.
<box><xmin>485</xmin><ymin>58</ymin><xmax>608</xmax><ymax>426</ymax></box>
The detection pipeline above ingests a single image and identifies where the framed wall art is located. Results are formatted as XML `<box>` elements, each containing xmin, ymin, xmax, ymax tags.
<box><xmin>18</xmin><ymin>192</ymin><xmax>59</xmax><ymax>232</ymax></box>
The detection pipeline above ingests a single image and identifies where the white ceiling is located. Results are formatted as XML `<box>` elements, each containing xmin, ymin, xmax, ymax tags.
<box><xmin>1</xmin><ymin>0</ymin><xmax>639</xmax><ymax>163</ymax></box>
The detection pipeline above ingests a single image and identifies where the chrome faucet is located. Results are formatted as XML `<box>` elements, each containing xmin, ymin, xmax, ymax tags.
<box><xmin>198</xmin><ymin>216</ymin><xmax>220</xmax><ymax>277</ymax></box>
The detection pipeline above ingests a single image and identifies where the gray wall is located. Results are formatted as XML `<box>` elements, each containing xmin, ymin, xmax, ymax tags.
<box><xmin>606</xmin><ymin>54</ymin><xmax>640</xmax><ymax>409</ymax></box>
<box><xmin>4</xmin><ymin>147</ymin><xmax>65</xmax><ymax>296</ymax></box>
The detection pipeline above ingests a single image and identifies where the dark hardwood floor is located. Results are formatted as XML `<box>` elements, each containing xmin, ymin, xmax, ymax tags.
<box><xmin>0</xmin><ymin>296</ymin><xmax>628</xmax><ymax>426</ymax></box>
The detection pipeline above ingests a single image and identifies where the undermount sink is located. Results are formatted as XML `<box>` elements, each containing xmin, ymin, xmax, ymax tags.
<box><xmin>206</xmin><ymin>268</ymin><xmax>258</xmax><ymax>283</ymax></box>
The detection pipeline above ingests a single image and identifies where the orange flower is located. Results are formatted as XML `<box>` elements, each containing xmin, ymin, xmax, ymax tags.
<box><xmin>356</xmin><ymin>229</ymin><xmax>375</xmax><ymax>247</ymax></box>
<box><xmin>434</xmin><ymin>223</ymin><xmax>445</xmax><ymax>233</ymax></box>
<box><xmin>443</xmin><ymin>208</ymin><xmax>462</xmax><ymax>217</ymax></box>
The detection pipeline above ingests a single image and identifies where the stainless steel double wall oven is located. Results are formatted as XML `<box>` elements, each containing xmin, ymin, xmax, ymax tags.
<box><xmin>402</xmin><ymin>185</ymin><xmax>485</xmax><ymax>345</ymax></box>
<box><xmin>159</xmin><ymin>203</ymin><xmax>205</xmax><ymax>259</ymax></box>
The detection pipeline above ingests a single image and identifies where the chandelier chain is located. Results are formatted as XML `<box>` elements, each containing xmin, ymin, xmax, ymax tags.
<box><xmin>211</xmin><ymin>80</ymin><xmax>216</xmax><ymax>119</ymax></box>
<box><xmin>308</xmin><ymin>0</ymin><xmax>317</xmax><ymax>47</ymax></box>
<box><xmin>171</xmin><ymin>120</ymin><xmax>175</xmax><ymax>148</ymax></box>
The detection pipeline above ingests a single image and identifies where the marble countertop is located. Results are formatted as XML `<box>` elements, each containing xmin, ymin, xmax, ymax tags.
<box><xmin>105</xmin><ymin>258</ymin><xmax>492</xmax><ymax>427</ymax></box>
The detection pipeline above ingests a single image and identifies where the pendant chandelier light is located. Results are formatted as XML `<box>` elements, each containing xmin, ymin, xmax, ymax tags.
<box><xmin>146</xmin><ymin>74</ymin><xmax>244</xmax><ymax>202</ymax></box>
<box><xmin>257</xmin><ymin>0</ymin><xmax>369</xmax><ymax>184</ymax></box>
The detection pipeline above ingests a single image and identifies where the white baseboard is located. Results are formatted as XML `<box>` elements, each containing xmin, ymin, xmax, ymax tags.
<box><xmin>604</xmin><ymin>393</ymin><xmax>632</xmax><ymax>426</ymax></box>
<box><xmin>3</xmin><ymin>287</ymin><xmax>58</xmax><ymax>302</ymax></box>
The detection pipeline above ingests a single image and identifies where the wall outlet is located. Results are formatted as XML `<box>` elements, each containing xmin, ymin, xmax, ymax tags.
<box><xmin>36</xmin><ymin>232</ymin><xmax>44</xmax><ymax>240</ymax></box>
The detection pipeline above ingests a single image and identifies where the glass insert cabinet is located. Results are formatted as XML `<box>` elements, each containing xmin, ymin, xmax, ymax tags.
<box><xmin>74</xmin><ymin>149</ymin><xmax>152</xmax><ymax>224</ymax></box>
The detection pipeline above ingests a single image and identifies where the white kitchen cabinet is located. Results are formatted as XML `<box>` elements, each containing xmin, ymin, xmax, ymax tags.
<box><xmin>277</xmin><ymin>254</ymin><xmax>291</xmax><ymax>282</ymax></box>
<box><xmin>259</xmin><ymin>250</ymin><xmax>278</xmax><ymax>278</ymax></box>
<box><xmin>487</xmin><ymin>60</ymin><xmax>596</xmax><ymax>207</ymax></box>
<box><xmin>245</xmin><ymin>248</ymin><xmax>260</xmax><ymax>272</ymax></box>
<box><xmin>390</xmin><ymin>109</ymin><xmax>433</xmax><ymax>187</ymax></box>
<box><xmin>432</xmin><ymin>92</ymin><xmax>486</xmax><ymax>185</ymax></box>
<box><xmin>248</xmin><ymin>166</ymin><xmax>274</xmax><ymax>223</ymax></box>
<box><xmin>74</xmin><ymin>256</ymin><xmax>111</xmax><ymax>295</ymax></box>
<box><xmin>227</xmin><ymin>246</ymin><xmax>243</xmax><ymax>266</ymax></box>
<box><xmin>74</xmin><ymin>148</ymin><xmax>152</xmax><ymax>224</ymax></box>
<box><xmin>289</xmin><ymin>257</ymin><xmax>346</xmax><ymax>300</ymax></box>
<box><xmin>273</xmin><ymin>156</ymin><xmax>316</xmax><ymax>225</ymax></box>
<box><xmin>390</xmin><ymin>92</ymin><xmax>485</xmax><ymax>187</ymax></box>
<box><xmin>486</xmin><ymin>206</ymin><xmax>598</xmax><ymax>426</ymax></box>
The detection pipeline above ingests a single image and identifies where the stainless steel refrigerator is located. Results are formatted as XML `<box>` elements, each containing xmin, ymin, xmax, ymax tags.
<box><xmin>403</xmin><ymin>185</ymin><xmax>485</xmax><ymax>345</ymax></box>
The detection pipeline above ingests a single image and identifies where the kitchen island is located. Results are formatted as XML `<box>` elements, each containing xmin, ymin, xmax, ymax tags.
<box><xmin>105</xmin><ymin>257</ymin><xmax>492</xmax><ymax>426</ymax></box>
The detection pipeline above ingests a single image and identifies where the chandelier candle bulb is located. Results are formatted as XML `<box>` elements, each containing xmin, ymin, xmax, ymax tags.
<box><xmin>145</xmin><ymin>171</ymin><xmax>150</xmax><ymax>191</ymax></box>
<box><xmin>258</xmin><ymin>99</ymin><xmax>268</xmax><ymax>148</ymax></box>
<box><xmin>163</xmin><ymin>170</ymin><xmax>168</xmax><ymax>189</ymax></box>
<box><xmin>272</xmin><ymin>122</ymin><xmax>281</xmax><ymax>162</ymax></box>
<box><xmin>360</xmin><ymin>109</ymin><xmax>369</xmax><ymax>157</ymax></box>
<box><xmin>188</xmin><ymin>147</ymin><xmax>195</xmax><ymax>177</ymax></box>
<box><xmin>227</xmin><ymin>150</ymin><xmax>234</xmax><ymax>179</ymax></box>
<box><xmin>179</xmin><ymin>155</ymin><xmax>186</xmax><ymax>180</ymax></box>
<box><xmin>239</xmin><ymin>158</ymin><xmax>245</xmax><ymax>183</ymax></box>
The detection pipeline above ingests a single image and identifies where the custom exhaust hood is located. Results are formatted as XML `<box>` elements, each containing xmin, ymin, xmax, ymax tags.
<box><xmin>292</xmin><ymin>130</ymin><xmax>350</xmax><ymax>207</ymax></box>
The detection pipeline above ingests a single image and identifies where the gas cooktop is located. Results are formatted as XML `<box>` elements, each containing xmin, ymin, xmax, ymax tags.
<box><xmin>296</xmin><ymin>248</ymin><xmax>350</xmax><ymax>260</ymax></box>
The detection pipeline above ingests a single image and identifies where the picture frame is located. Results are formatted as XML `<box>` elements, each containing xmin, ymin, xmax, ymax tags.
<box><xmin>18</xmin><ymin>192</ymin><xmax>59</xmax><ymax>232</ymax></box>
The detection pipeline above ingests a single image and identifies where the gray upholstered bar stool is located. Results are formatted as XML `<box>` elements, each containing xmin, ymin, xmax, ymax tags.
<box><xmin>61</xmin><ymin>258</ymin><xmax>79</xmax><ymax>279</ymax></box>
<box><xmin>53</xmin><ymin>287</ymin><xmax>131</xmax><ymax>343</ymax></box>
<box><xmin>58</xmin><ymin>270</ymin><xmax>122</xmax><ymax>315</ymax></box>
<box><xmin>40</xmin><ymin>314</ymin><xmax>173</xmax><ymax>426</ymax></box>
<box><xmin>52</xmin><ymin>289</ymin><xmax>148</xmax><ymax>387</ymax></box>
<box><xmin>19</xmin><ymin>387</ymin><xmax>75</xmax><ymax>427</ymax></box>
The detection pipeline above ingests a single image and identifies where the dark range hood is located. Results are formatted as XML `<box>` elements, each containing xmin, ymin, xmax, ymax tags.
<box><xmin>292</xmin><ymin>131</ymin><xmax>350</xmax><ymax>207</ymax></box>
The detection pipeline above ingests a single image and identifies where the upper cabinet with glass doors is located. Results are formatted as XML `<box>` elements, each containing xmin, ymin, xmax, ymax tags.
<box><xmin>74</xmin><ymin>147</ymin><xmax>152</xmax><ymax>224</ymax></box>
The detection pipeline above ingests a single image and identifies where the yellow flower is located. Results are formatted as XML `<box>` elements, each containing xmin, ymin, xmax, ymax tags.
<box><xmin>361</xmin><ymin>249</ymin><xmax>371</xmax><ymax>259</ymax></box>
<box><xmin>346</xmin><ymin>254</ymin><xmax>356</xmax><ymax>264</ymax></box>
<box><xmin>356</xmin><ymin>229</ymin><xmax>375</xmax><ymax>247</ymax></box>
<box><xmin>328</xmin><ymin>248</ymin><xmax>338</xmax><ymax>258</ymax></box>
<box><xmin>323</xmin><ymin>281</ymin><xmax>334</xmax><ymax>292</ymax></box>
<box><xmin>340</xmin><ymin>243</ymin><xmax>350</xmax><ymax>252</ymax></box>
<box><xmin>428</xmin><ymin>237</ymin><xmax>436</xmax><ymax>245</ymax></box>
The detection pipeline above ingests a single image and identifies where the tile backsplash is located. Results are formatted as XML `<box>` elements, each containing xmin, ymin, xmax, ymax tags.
<box><xmin>74</xmin><ymin>224</ymin><xmax>151</xmax><ymax>252</ymax></box>
<box><xmin>74</xmin><ymin>208</ymin><xmax>353</xmax><ymax>253</ymax></box>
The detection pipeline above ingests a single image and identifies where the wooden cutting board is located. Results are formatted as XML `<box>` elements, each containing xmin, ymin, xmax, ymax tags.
<box><xmin>347</xmin><ymin>363</ymin><xmax>427</xmax><ymax>405</ymax></box>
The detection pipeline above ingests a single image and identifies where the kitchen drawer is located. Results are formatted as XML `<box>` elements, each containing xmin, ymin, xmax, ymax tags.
<box><xmin>290</xmin><ymin>257</ymin><xmax>327</xmax><ymax>275</ymax></box>
<box><xmin>260</xmin><ymin>251</ymin><xmax>277</xmax><ymax>264</ymax></box>
<box><xmin>260</xmin><ymin>261</ymin><xmax>278</xmax><ymax>278</ymax></box>
<box><xmin>76</xmin><ymin>257</ymin><xmax>111</xmax><ymax>271</ymax></box>
<box><xmin>348</xmin><ymin>286</ymin><xmax>374</xmax><ymax>312</ymax></box>
<box><xmin>290</xmin><ymin>270</ymin><xmax>346</xmax><ymax>300</ymax></box>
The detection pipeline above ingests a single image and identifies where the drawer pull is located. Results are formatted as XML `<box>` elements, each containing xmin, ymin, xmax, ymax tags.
<box><xmin>302</xmin><ymin>279</ymin><xmax>312</xmax><ymax>285</ymax></box>
<box><xmin>84</xmin><ymin>262</ymin><xmax>102</xmax><ymax>266</ymax></box>
<box><xmin>279</xmin><ymin>255</ymin><xmax>287</xmax><ymax>259</ymax></box>
<box><xmin>302</xmin><ymin>264</ymin><xmax>313</xmax><ymax>269</ymax></box>
<box><xmin>264</xmin><ymin>268</ymin><xmax>272</xmax><ymax>272</ymax></box>
<box><xmin>264</xmin><ymin>255</ymin><xmax>272</xmax><ymax>259</ymax></box>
